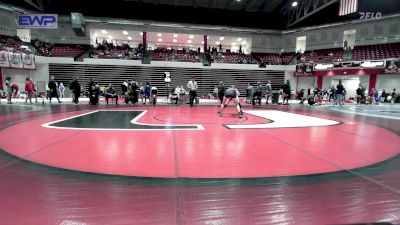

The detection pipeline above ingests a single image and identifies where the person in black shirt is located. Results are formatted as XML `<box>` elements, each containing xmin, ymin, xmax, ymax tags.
<box><xmin>48</xmin><ymin>76</ymin><xmax>61</xmax><ymax>103</ymax></box>
<box><xmin>356</xmin><ymin>83</ymin><xmax>366</xmax><ymax>104</ymax></box>
<box><xmin>70</xmin><ymin>77</ymin><xmax>81</xmax><ymax>104</ymax></box>
<box><xmin>217</xmin><ymin>81</ymin><xmax>225</xmax><ymax>104</ymax></box>
<box><xmin>335</xmin><ymin>80</ymin><xmax>345</xmax><ymax>106</ymax></box>
<box><xmin>282</xmin><ymin>80</ymin><xmax>291</xmax><ymax>105</ymax></box>
<box><xmin>88</xmin><ymin>78</ymin><xmax>99</xmax><ymax>105</ymax></box>
<box><xmin>252</xmin><ymin>82</ymin><xmax>262</xmax><ymax>106</ymax></box>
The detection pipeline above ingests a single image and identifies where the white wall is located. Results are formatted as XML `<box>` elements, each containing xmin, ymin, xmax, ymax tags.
<box><xmin>2</xmin><ymin>64</ymin><xmax>49</xmax><ymax>90</ymax></box>
<box><xmin>296</xmin><ymin>76</ymin><xmax>316</xmax><ymax>91</ymax></box>
<box><xmin>321</xmin><ymin>75</ymin><xmax>370</xmax><ymax>99</ymax></box>
<box><xmin>284</xmin><ymin>70</ymin><xmax>297</xmax><ymax>91</ymax></box>
<box><xmin>376</xmin><ymin>74</ymin><xmax>400</xmax><ymax>92</ymax></box>
<box><xmin>30</xmin><ymin>22</ymin><xmax>90</xmax><ymax>45</ymax></box>
<box><xmin>251</xmin><ymin>34</ymin><xmax>282</xmax><ymax>53</ymax></box>
<box><xmin>283</xmin><ymin>16</ymin><xmax>400</xmax><ymax>51</ymax></box>
<box><xmin>0</xmin><ymin>10</ymin><xmax>17</xmax><ymax>37</ymax></box>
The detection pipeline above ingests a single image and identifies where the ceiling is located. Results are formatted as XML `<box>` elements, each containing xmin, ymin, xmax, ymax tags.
<box><xmin>2</xmin><ymin>0</ymin><xmax>400</xmax><ymax>30</ymax></box>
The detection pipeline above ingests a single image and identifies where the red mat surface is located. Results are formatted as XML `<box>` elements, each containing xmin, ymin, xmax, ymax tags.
<box><xmin>0</xmin><ymin>106</ymin><xmax>399</xmax><ymax>178</ymax></box>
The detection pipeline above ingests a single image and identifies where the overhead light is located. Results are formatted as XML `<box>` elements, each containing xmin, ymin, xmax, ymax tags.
<box><xmin>232</xmin><ymin>42</ymin><xmax>236</xmax><ymax>45</ymax></box>
<box><xmin>140</xmin><ymin>32</ymin><xmax>143</xmax><ymax>35</ymax></box>
<box><xmin>292</xmin><ymin>1</ymin><xmax>298</xmax><ymax>7</ymax></box>
<box><xmin>158</xmin><ymin>38</ymin><xmax>162</xmax><ymax>42</ymax></box>
<box><xmin>361</xmin><ymin>61</ymin><xmax>384</xmax><ymax>68</ymax></box>
<box><xmin>173</xmin><ymin>39</ymin><xmax>177</xmax><ymax>42</ymax></box>
<box><xmin>108</xmin><ymin>35</ymin><xmax>113</xmax><ymax>39</ymax></box>
<box><xmin>189</xmin><ymin>35</ymin><xmax>194</xmax><ymax>39</ymax></box>
<box><xmin>188</xmin><ymin>40</ymin><xmax>192</xmax><ymax>43</ymax></box>
<box><xmin>101</xmin><ymin>30</ymin><xmax>108</xmax><ymax>34</ymax></box>
<box><xmin>173</xmin><ymin>34</ymin><xmax>178</xmax><ymax>38</ymax></box>
<box><xmin>215</xmin><ymin>41</ymin><xmax>220</xmax><ymax>45</ymax></box>
<box><xmin>241</xmin><ymin>41</ymin><xmax>247</xmax><ymax>45</ymax></box>
<box><xmin>94</xmin><ymin>33</ymin><xmax>97</xmax><ymax>37</ymax></box>
<box><xmin>127</xmin><ymin>36</ymin><xmax>132</xmax><ymax>40</ymax></box>
<box><xmin>236</xmin><ymin>0</ymin><xmax>241</xmax><ymax>1</ymax></box>
<box><xmin>207</xmin><ymin>36</ymin><xmax>209</xmax><ymax>39</ymax></box>
<box><xmin>122</xmin><ymin>31</ymin><xmax>128</xmax><ymax>35</ymax></box>
<box><xmin>158</xmin><ymin>33</ymin><xmax>162</xmax><ymax>37</ymax></box>
<box><xmin>315</xmin><ymin>64</ymin><xmax>333</xmax><ymax>70</ymax></box>
<box><xmin>237</xmin><ymin>38</ymin><xmax>242</xmax><ymax>41</ymax></box>
<box><xmin>219</xmin><ymin>37</ymin><xmax>224</xmax><ymax>40</ymax></box>
<box><xmin>201</xmin><ymin>41</ymin><xmax>204</xmax><ymax>44</ymax></box>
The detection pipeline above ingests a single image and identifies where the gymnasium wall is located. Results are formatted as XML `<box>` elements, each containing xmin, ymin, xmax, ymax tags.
<box><xmin>376</xmin><ymin>74</ymin><xmax>400</xmax><ymax>91</ymax></box>
<box><xmin>282</xmin><ymin>16</ymin><xmax>400</xmax><ymax>51</ymax></box>
<box><xmin>47</xmin><ymin>63</ymin><xmax>285</xmax><ymax>97</ymax></box>
<box><xmin>1</xmin><ymin>64</ymin><xmax>49</xmax><ymax>93</ymax></box>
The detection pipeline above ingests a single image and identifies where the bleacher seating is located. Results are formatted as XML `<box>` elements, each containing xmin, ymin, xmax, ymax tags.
<box><xmin>92</xmin><ymin>42</ymin><xmax>143</xmax><ymax>60</ymax></box>
<box><xmin>153</xmin><ymin>48</ymin><xmax>200</xmax><ymax>62</ymax></box>
<box><xmin>251</xmin><ymin>52</ymin><xmax>295</xmax><ymax>65</ymax></box>
<box><xmin>0</xmin><ymin>35</ymin><xmax>31</xmax><ymax>54</ymax></box>
<box><xmin>281</xmin><ymin>52</ymin><xmax>295</xmax><ymax>65</ymax></box>
<box><xmin>210</xmin><ymin>52</ymin><xmax>257</xmax><ymax>64</ymax></box>
<box><xmin>252</xmin><ymin>53</ymin><xmax>282</xmax><ymax>65</ymax></box>
<box><xmin>302</xmin><ymin>48</ymin><xmax>343</xmax><ymax>63</ymax></box>
<box><xmin>352</xmin><ymin>43</ymin><xmax>400</xmax><ymax>61</ymax></box>
<box><xmin>32</xmin><ymin>39</ymin><xmax>89</xmax><ymax>59</ymax></box>
<box><xmin>50</xmin><ymin>45</ymin><xmax>88</xmax><ymax>58</ymax></box>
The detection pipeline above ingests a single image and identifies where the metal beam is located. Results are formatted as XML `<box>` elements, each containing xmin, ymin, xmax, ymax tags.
<box><xmin>209</xmin><ymin>0</ymin><xmax>217</xmax><ymax>8</ymax></box>
<box><xmin>24</xmin><ymin>0</ymin><xmax>44</xmax><ymax>11</ymax></box>
<box><xmin>245</xmin><ymin>0</ymin><xmax>258</xmax><ymax>11</ymax></box>
<box><xmin>265</xmin><ymin>0</ymin><xmax>283</xmax><ymax>12</ymax></box>
<box><xmin>286</xmin><ymin>0</ymin><xmax>339</xmax><ymax>27</ymax></box>
<box><xmin>227</xmin><ymin>0</ymin><xmax>236</xmax><ymax>10</ymax></box>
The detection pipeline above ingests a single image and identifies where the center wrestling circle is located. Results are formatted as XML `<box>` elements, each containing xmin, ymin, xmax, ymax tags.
<box><xmin>153</xmin><ymin>112</ymin><xmax>248</xmax><ymax>124</ymax></box>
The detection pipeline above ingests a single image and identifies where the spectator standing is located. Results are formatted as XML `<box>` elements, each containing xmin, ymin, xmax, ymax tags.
<box><xmin>335</xmin><ymin>80</ymin><xmax>345</xmax><ymax>106</ymax></box>
<box><xmin>391</xmin><ymin>89</ymin><xmax>398</xmax><ymax>103</ymax></box>
<box><xmin>59</xmin><ymin>83</ymin><xmax>65</xmax><ymax>98</ymax></box>
<box><xmin>70</xmin><ymin>77</ymin><xmax>81</xmax><ymax>104</ymax></box>
<box><xmin>282</xmin><ymin>80</ymin><xmax>291</xmax><ymax>105</ymax></box>
<box><xmin>25</xmin><ymin>78</ymin><xmax>34</xmax><ymax>104</ymax></box>
<box><xmin>48</xmin><ymin>76</ymin><xmax>62</xmax><ymax>103</ymax></box>
<box><xmin>253</xmin><ymin>82</ymin><xmax>262</xmax><ymax>106</ymax></box>
<box><xmin>187</xmin><ymin>76</ymin><xmax>198</xmax><ymax>107</ymax></box>
<box><xmin>143</xmin><ymin>82</ymin><xmax>151</xmax><ymax>104</ymax></box>
<box><xmin>246</xmin><ymin>83</ymin><xmax>254</xmax><ymax>103</ymax></box>
<box><xmin>5</xmin><ymin>77</ymin><xmax>12</xmax><ymax>104</ymax></box>
<box><xmin>265</xmin><ymin>80</ymin><xmax>272</xmax><ymax>104</ymax></box>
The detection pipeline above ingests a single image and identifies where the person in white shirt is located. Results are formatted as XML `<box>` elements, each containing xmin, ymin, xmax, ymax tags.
<box><xmin>187</xmin><ymin>77</ymin><xmax>198</xmax><ymax>107</ymax></box>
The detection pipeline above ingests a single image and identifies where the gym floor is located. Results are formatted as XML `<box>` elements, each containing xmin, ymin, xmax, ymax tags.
<box><xmin>0</xmin><ymin>101</ymin><xmax>399</xmax><ymax>225</ymax></box>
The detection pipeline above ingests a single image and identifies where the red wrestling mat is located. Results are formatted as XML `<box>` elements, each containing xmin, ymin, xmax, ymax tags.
<box><xmin>0</xmin><ymin>106</ymin><xmax>398</xmax><ymax>178</ymax></box>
